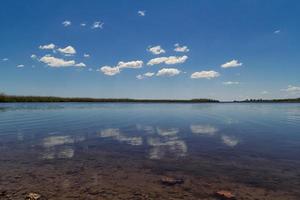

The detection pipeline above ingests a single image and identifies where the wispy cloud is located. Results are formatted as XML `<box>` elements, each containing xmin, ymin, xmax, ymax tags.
<box><xmin>174</xmin><ymin>43</ymin><xmax>189</xmax><ymax>53</ymax></box>
<box><xmin>17</xmin><ymin>64</ymin><xmax>24</xmax><ymax>68</ymax></box>
<box><xmin>147</xmin><ymin>45</ymin><xmax>165</xmax><ymax>55</ymax></box>
<box><xmin>223</xmin><ymin>81</ymin><xmax>239</xmax><ymax>85</ymax></box>
<box><xmin>136</xmin><ymin>72</ymin><xmax>155</xmax><ymax>80</ymax></box>
<box><xmin>274</xmin><ymin>30</ymin><xmax>281</xmax><ymax>34</ymax></box>
<box><xmin>147</xmin><ymin>55</ymin><xmax>188</xmax><ymax>66</ymax></box>
<box><xmin>31</xmin><ymin>54</ymin><xmax>37</xmax><ymax>59</ymax></box>
<box><xmin>62</xmin><ymin>20</ymin><xmax>71</xmax><ymax>27</ymax></box>
<box><xmin>221</xmin><ymin>59</ymin><xmax>242</xmax><ymax>68</ymax></box>
<box><xmin>83</xmin><ymin>53</ymin><xmax>90</xmax><ymax>58</ymax></box>
<box><xmin>156</xmin><ymin>68</ymin><xmax>181</xmax><ymax>77</ymax></box>
<box><xmin>138</xmin><ymin>10</ymin><xmax>146</xmax><ymax>16</ymax></box>
<box><xmin>92</xmin><ymin>21</ymin><xmax>104</xmax><ymax>29</ymax></box>
<box><xmin>281</xmin><ymin>85</ymin><xmax>300</xmax><ymax>93</ymax></box>
<box><xmin>2</xmin><ymin>58</ymin><xmax>8</xmax><ymax>61</ymax></box>
<box><xmin>191</xmin><ymin>70</ymin><xmax>220</xmax><ymax>79</ymax></box>
<box><xmin>39</xmin><ymin>43</ymin><xmax>56</xmax><ymax>50</ymax></box>
<box><xmin>80</xmin><ymin>23</ymin><xmax>86</xmax><ymax>27</ymax></box>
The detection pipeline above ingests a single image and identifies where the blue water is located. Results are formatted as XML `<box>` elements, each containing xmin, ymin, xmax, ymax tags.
<box><xmin>1</xmin><ymin>103</ymin><xmax>300</xmax><ymax>199</ymax></box>
<box><xmin>0</xmin><ymin>103</ymin><xmax>299</xmax><ymax>160</ymax></box>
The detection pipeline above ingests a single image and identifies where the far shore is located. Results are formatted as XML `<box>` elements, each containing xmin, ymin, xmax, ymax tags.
<box><xmin>0</xmin><ymin>94</ymin><xmax>300</xmax><ymax>103</ymax></box>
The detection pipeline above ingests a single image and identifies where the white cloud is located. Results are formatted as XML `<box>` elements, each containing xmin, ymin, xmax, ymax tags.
<box><xmin>223</xmin><ymin>81</ymin><xmax>239</xmax><ymax>85</ymax></box>
<box><xmin>92</xmin><ymin>21</ymin><xmax>104</xmax><ymax>29</ymax></box>
<box><xmin>83</xmin><ymin>53</ymin><xmax>90</xmax><ymax>58</ymax></box>
<box><xmin>17</xmin><ymin>64</ymin><xmax>24</xmax><ymax>68</ymax></box>
<box><xmin>144</xmin><ymin>72</ymin><xmax>155</xmax><ymax>77</ymax></box>
<box><xmin>221</xmin><ymin>59</ymin><xmax>242</xmax><ymax>68</ymax></box>
<box><xmin>138</xmin><ymin>10</ymin><xmax>146</xmax><ymax>16</ymax></box>
<box><xmin>117</xmin><ymin>60</ymin><xmax>143</xmax><ymax>69</ymax></box>
<box><xmin>62</xmin><ymin>20</ymin><xmax>71</xmax><ymax>27</ymax></box>
<box><xmin>174</xmin><ymin>43</ymin><xmax>189</xmax><ymax>53</ymax></box>
<box><xmin>100</xmin><ymin>60</ymin><xmax>143</xmax><ymax>76</ymax></box>
<box><xmin>39</xmin><ymin>43</ymin><xmax>56</xmax><ymax>50</ymax></box>
<box><xmin>191</xmin><ymin>70</ymin><xmax>220</xmax><ymax>79</ymax></box>
<box><xmin>100</xmin><ymin>66</ymin><xmax>120</xmax><ymax>76</ymax></box>
<box><xmin>147</xmin><ymin>45</ymin><xmax>165</xmax><ymax>55</ymax></box>
<box><xmin>39</xmin><ymin>55</ymin><xmax>85</xmax><ymax>68</ymax></box>
<box><xmin>190</xmin><ymin>125</ymin><xmax>218</xmax><ymax>136</ymax></box>
<box><xmin>57</xmin><ymin>46</ymin><xmax>76</xmax><ymax>55</ymax></box>
<box><xmin>136</xmin><ymin>72</ymin><xmax>155</xmax><ymax>80</ymax></box>
<box><xmin>274</xmin><ymin>30</ymin><xmax>280</xmax><ymax>34</ymax></box>
<box><xmin>31</xmin><ymin>54</ymin><xmax>37</xmax><ymax>59</ymax></box>
<box><xmin>147</xmin><ymin>55</ymin><xmax>188</xmax><ymax>66</ymax></box>
<box><xmin>221</xmin><ymin>135</ymin><xmax>239</xmax><ymax>147</ymax></box>
<box><xmin>80</xmin><ymin>23</ymin><xmax>86</xmax><ymax>27</ymax></box>
<box><xmin>261</xmin><ymin>91</ymin><xmax>269</xmax><ymax>94</ymax></box>
<box><xmin>136</xmin><ymin>75</ymin><xmax>144</xmax><ymax>80</ymax></box>
<box><xmin>74</xmin><ymin>62</ymin><xmax>86</xmax><ymax>67</ymax></box>
<box><xmin>156</xmin><ymin>68</ymin><xmax>181</xmax><ymax>77</ymax></box>
<box><xmin>2</xmin><ymin>58</ymin><xmax>8</xmax><ymax>61</ymax></box>
<box><xmin>281</xmin><ymin>85</ymin><xmax>300</xmax><ymax>93</ymax></box>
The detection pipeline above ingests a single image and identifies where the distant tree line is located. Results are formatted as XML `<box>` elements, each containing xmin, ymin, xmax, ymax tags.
<box><xmin>0</xmin><ymin>93</ymin><xmax>219</xmax><ymax>103</ymax></box>
<box><xmin>1</xmin><ymin>93</ymin><xmax>299</xmax><ymax>103</ymax></box>
<box><xmin>234</xmin><ymin>98</ymin><xmax>300</xmax><ymax>103</ymax></box>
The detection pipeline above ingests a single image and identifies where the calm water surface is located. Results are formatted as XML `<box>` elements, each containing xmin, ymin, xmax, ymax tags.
<box><xmin>0</xmin><ymin>103</ymin><xmax>300</xmax><ymax>199</ymax></box>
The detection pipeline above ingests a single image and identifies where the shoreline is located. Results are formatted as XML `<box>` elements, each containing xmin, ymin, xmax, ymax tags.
<box><xmin>0</xmin><ymin>94</ymin><xmax>300</xmax><ymax>103</ymax></box>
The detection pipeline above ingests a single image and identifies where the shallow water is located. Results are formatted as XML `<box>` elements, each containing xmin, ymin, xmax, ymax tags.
<box><xmin>0</xmin><ymin>103</ymin><xmax>300</xmax><ymax>199</ymax></box>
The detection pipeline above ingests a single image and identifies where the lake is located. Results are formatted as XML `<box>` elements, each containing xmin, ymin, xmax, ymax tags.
<box><xmin>0</xmin><ymin>103</ymin><xmax>300</xmax><ymax>199</ymax></box>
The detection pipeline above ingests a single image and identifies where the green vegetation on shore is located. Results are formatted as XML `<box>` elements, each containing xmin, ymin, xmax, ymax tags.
<box><xmin>0</xmin><ymin>93</ymin><xmax>218</xmax><ymax>103</ymax></box>
<box><xmin>1</xmin><ymin>93</ymin><xmax>300</xmax><ymax>103</ymax></box>
<box><xmin>234</xmin><ymin>98</ymin><xmax>300</xmax><ymax>103</ymax></box>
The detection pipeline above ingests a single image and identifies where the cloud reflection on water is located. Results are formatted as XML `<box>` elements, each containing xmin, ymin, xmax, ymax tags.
<box><xmin>38</xmin><ymin>123</ymin><xmax>239</xmax><ymax>161</ymax></box>
<box><xmin>98</xmin><ymin>128</ymin><xmax>143</xmax><ymax>146</ymax></box>
<box><xmin>190</xmin><ymin>124</ymin><xmax>218</xmax><ymax>136</ymax></box>
<box><xmin>41</xmin><ymin>134</ymin><xmax>85</xmax><ymax>160</ymax></box>
<box><xmin>43</xmin><ymin>136</ymin><xmax>74</xmax><ymax>148</ymax></box>
<box><xmin>190</xmin><ymin>123</ymin><xmax>240</xmax><ymax>147</ymax></box>
<box><xmin>221</xmin><ymin>135</ymin><xmax>239</xmax><ymax>147</ymax></box>
<box><xmin>147</xmin><ymin>136</ymin><xmax>187</xmax><ymax>159</ymax></box>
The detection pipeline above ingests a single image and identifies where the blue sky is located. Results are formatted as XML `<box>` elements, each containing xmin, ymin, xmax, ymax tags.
<box><xmin>0</xmin><ymin>0</ymin><xmax>300</xmax><ymax>100</ymax></box>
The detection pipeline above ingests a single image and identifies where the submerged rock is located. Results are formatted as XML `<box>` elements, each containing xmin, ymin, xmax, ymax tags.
<box><xmin>26</xmin><ymin>192</ymin><xmax>41</xmax><ymax>200</ymax></box>
<box><xmin>215</xmin><ymin>190</ymin><xmax>236</xmax><ymax>200</ymax></box>
<box><xmin>160</xmin><ymin>176</ymin><xmax>184</xmax><ymax>186</ymax></box>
